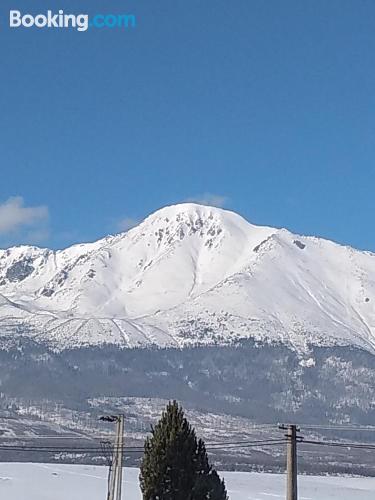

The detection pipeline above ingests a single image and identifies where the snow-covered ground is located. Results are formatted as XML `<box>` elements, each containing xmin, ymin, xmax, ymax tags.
<box><xmin>1</xmin><ymin>463</ymin><xmax>375</xmax><ymax>500</ymax></box>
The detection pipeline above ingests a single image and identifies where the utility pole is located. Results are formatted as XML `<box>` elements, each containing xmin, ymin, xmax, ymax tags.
<box><xmin>100</xmin><ymin>415</ymin><xmax>125</xmax><ymax>500</ymax></box>
<box><xmin>114</xmin><ymin>415</ymin><xmax>124</xmax><ymax>500</ymax></box>
<box><xmin>279</xmin><ymin>424</ymin><xmax>300</xmax><ymax>500</ymax></box>
<box><xmin>286</xmin><ymin>424</ymin><xmax>298</xmax><ymax>500</ymax></box>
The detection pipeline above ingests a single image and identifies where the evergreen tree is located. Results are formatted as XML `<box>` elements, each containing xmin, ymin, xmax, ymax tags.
<box><xmin>140</xmin><ymin>400</ymin><xmax>198</xmax><ymax>500</ymax></box>
<box><xmin>140</xmin><ymin>401</ymin><xmax>228</xmax><ymax>500</ymax></box>
<box><xmin>193</xmin><ymin>439</ymin><xmax>228</xmax><ymax>500</ymax></box>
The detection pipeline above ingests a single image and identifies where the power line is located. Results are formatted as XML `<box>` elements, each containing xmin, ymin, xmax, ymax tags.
<box><xmin>0</xmin><ymin>442</ymin><xmax>286</xmax><ymax>452</ymax></box>
<box><xmin>301</xmin><ymin>424</ymin><xmax>375</xmax><ymax>432</ymax></box>
<box><xmin>5</xmin><ymin>425</ymin><xmax>375</xmax><ymax>459</ymax></box>
<box><xmin>0</xmin><ymin>435</ymin><xmax>113</xmax><ymax>441</ymax></box>
<box><xmin>301</xmin><ymin>438</ymin><xmax>375</xmax><ymax>450</ymax></box>
<box><xmin>0</xmin><ymin>438</ymin><xmax>287</xmax><ymax>454</ymax></box>
<box><xmin>10</xmin><ymin>432</ymin><xmax>375</xmax><ymax>452</ymax></box>
<box><xmin>0</xmin><ymin>447</ymin><xmax>143</xmax><ymax>454</ymax></box>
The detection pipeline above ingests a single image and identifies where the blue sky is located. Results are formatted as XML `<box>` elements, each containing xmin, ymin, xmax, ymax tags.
<box><xmin>0</xmin><ymin>0</ymin><xmax>374</xmax><ymax>250</ymax></box>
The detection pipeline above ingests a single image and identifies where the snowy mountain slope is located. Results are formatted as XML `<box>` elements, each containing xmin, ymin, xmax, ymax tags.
<box><xmin>152</xmin><ymin>229</ymin><xmax>375</xmax><ymax>352</ymax></box>
<box><xmin>0</xmin><ymin>203</ymin><xmax>374</xmax><ymax>352</ymax></box>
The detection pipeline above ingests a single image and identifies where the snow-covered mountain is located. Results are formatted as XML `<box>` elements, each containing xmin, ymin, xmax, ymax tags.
<box><xmin>1</xmin><ymin>203</ymin><xmax>375</xmax><ymax>352</ymax></box>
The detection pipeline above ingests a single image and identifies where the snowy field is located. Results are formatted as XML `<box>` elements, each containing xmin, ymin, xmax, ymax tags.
<box><xmin>1</xmin><ymin>463</ymin><xmax>375</xmax><ymax>499</ymax></box>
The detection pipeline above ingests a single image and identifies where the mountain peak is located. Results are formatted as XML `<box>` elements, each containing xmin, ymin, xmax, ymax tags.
<box><xmin>138</xmin><ymin>202</ymin><xmax>245</xmax><ymax>230</ymax></box>
<box><xmin>129</xmin><ymin>203</ymin><xmax>274</xmax><ymax>250</ymax></box>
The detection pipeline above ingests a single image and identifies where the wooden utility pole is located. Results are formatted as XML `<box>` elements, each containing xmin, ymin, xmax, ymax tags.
<box><xmin>100</xmin><ymin>415</ymin><xmax>125</xmax><ymax>500</ymax></box>
<box><xmin>286</xmin><ymin>424</ymin><xmax>298</xmax><ymax>500</ymax></box>
<box><xmin>115</xmin><ymin>415</ymin><xmax>124</xmax><ymax>500</ymax></box>
<box><xmin>279</xmin><ymin>424</ymin><xmax>299</xmax><ymax>500</ymax></box>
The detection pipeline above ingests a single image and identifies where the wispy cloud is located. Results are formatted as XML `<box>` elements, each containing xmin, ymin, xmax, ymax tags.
<box><xmin>0</xmin><ymin>197</ymin><xmax>49</xmax><ymax>235</ymax></box>
<box><xmin>185</xmin><ymin>193</ymin><xmax>229</xmax><ymax>208</ymax></box>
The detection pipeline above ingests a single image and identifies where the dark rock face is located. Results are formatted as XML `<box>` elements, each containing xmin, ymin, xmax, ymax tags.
<box><xmin>293</xmin><ymin>240</ymin><xmax>306</xmax><ymax>250</ymax></box>
<box><xmin>5</xmin><ymin>259</ymin><xmax>35</xmax><ymax>282</ymax></box>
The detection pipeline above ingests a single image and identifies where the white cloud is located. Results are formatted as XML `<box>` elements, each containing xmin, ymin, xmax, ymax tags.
<box><xmin>185</xmin><ymin>193</ymin><xmax>229</xmax><ymax>208</ymax></box>
<box><xmin>117</xmin><ymin>216</ymin><xmax>140</xmax><ymax>232</ymax></box>
<box><xmin>0</xmin><ymin>197</ymin><xmax>49</xmax><ymax>235</ymax></box>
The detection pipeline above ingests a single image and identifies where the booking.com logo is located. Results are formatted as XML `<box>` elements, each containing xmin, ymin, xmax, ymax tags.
<box><xmin>9</xmin><ymin>10</ymin><xmax>136</xmax><ymax>32</ymax></box>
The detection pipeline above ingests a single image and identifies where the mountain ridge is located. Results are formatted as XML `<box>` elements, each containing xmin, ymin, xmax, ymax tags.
<box><xmin>0</xmin><ymin>203</ymin><xmax>374</xmax><ymax>353</ymax></box>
